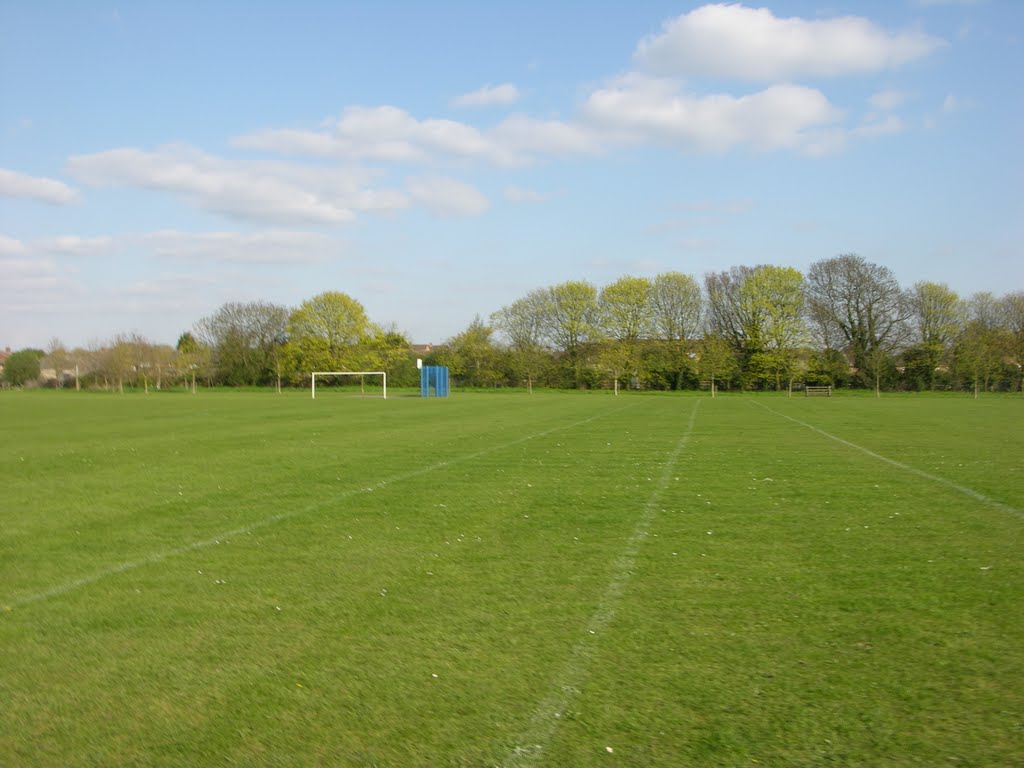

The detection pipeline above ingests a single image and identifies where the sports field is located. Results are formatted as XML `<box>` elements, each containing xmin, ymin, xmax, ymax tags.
<box><xmin>1</xmin><ymin>389</ymin><xmax>1021</xmax><ymax>766</ymax></box>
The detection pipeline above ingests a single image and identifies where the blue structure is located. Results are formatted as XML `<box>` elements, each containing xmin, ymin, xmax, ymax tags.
<box><xmin>420</xmin><ymin>365</ymin><xmax>450</xmax><ymax>397</ymax></box>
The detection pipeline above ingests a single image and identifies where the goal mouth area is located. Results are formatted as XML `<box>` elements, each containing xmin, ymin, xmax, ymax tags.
<box><xmin>311</xmin><ymin>371</ymin><xmax>387</xmax><ymax>399</ymax></box>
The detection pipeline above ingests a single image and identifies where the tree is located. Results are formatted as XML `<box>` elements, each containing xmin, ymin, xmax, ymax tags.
<box><xmin>491</xmin><ymin>289</ymin><xmax>549</xmax><ymax>393</ymax></box>
<box><xmin>650</xmin><ymin>271</ymin><xmax>702</xmax><ymax>343</ymax></box>
<box><xmin>287</xmin><ymin>291</ymin><xmax>370</xmax><ymax>376</ymax></box>
<box><xmin>740</xmin><ymin>265</ymin><xmax>807</xmax><ymax>390</ymax></box>
<box><xmin>2</xmin><ymin>349</ymin><xmax>43</xmax><ymax>386</ymax></box>
<box><xmin>1002</xmin><ymin>291</ymin><xmax>1024</xmax><ymax>393</ymax></box>
<box><xmin>105</xmin><ymin>334</ymin><xmax>141</xmax><ymax>393</ymax></box>
<box><xmin>599</xmin><ymin>276</ymin><xmax>653</xmax><ymax>342</ymax></box>
<box><xmin>176</xmin><ymin>331</ymin><xmax>210</xmax><ymax>393</ymax></box>
<box><xmin>440</xmin><ymin>316</ymin><xmax>501</xmax><ymax>387</ymax></box>
<box><xmin>595</xmin><ymin>340</ymin><xmax>633</xmax><ymax>394</ymax></box>
<box><xmin>704</xmin><ymin>265</ymin><xmax>806</xmax><ymax>389</ymax></box>
<box><xmin>704</xmin><ymin>266</ymin><xmax>758</xmax><ymax>358</ymax></box>
<box><xmin>541</xmin><ymin>281</ymin><xmax>599</xmax><ymax>354</ymax></box>
<box><xmin>597</xmin><ymin>276</ymin><xmax>653</xmax><ymax>389</ymax></box>
<box><xmin>806</xmin><ymin>254</ymin><xmax>912</xmax><ymax>394</ymax></box>
<box><xmin>540</xmin><ymin>281</ymin><xmax>600</xmax><ymax>387</ymax></box>
<box><xmin>44</xmin><ymin>338</ymin><xmax>69</xmax><ymax>388</ymax></box>
<box><xmin>698</xmin><ymin>334</ymin><xmax>739</xmax><ymax>397</ymax></box>
<box><xmin>906</xmin><ymin>281</ymin><xmax>963</xmax><ymax>390</ymax></box>
<box><xmin>196</xmin><ymin>301</ymin><xmax>289</xmax><ymax>386</ymax></box>
<box><xmin>647</xmin><ymin>272</ymin><xmax>702</xmax><ymax>390</ymax></box>
<box><xmin>954</xmin><ymin>292</ymin><xmax>1009</xmax><ymax>397</ymax></box>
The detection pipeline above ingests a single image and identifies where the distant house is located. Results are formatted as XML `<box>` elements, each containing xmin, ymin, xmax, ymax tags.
<box><xmin>0</xmin><ymin>347</ymin><xmax>10</xmax><ymax>377</ymax></box>
<box><xmin>411</xmin><ymin>343</ymin><xmax>441</xmax><ymax>356</ymax></box>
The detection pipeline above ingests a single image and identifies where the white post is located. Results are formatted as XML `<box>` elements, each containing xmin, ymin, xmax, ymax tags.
<box><xmin>383</xmin><ymin>372</ymin><xmax>387</xmax><ymax>400</ymax></box>
<box><xmin>311</xmin><ymin>373</ymin><xmax>316</xmax><ymax>399</ymax></box>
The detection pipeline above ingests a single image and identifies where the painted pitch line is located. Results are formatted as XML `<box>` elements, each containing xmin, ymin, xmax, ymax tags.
<box><xmin>503</xmin><ymin>398</ymin><xmax>702</xmax><ymax>767</ymax></box>
<box><xmin>752</xmin><ymin>400</ymin><xmax>1023</xmax><ymax>520</ymax></box>
<box><xmin>4</xmin><ymin>403</ymin><xmax>637</xmax><ymax>612</ymax></box>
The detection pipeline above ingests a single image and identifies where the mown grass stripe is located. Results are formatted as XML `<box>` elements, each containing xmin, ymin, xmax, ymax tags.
<box><xmin>752</xmin><ymin>400</ymin><xmax>1023</xmax><ymax>519</ymax></box>
<box><xmin>4</xmin><ymin>403</ymin><xmax>637</xmax><ymax>612</ymax></box>
<box><xmin>503</xmin><ymin>398</ymin><xmax>702</xmax><ymax>766</ymax></box>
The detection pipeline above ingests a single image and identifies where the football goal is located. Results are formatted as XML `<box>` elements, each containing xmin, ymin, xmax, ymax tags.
<box><xmin>311</xmin><ymin>371</ymin><xmax>387</xmax><ymax>399</ymax></box>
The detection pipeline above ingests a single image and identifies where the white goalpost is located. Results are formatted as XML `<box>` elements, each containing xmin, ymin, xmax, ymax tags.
<box><xmin>311</xmin><ymin>371</ymin><xmax>387</xmax><ymax>399</ymax></box>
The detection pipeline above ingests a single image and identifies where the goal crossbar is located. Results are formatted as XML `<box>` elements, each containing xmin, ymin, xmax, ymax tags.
<box><xmin>311</xmin><ymin>371</ymin><xmax>387</xmax><ymax>399</ymax></box>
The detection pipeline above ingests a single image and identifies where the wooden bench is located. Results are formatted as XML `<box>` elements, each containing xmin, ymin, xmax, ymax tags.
<box><xmin>804</xmin><ymin>385</ymin><xmax>832</xmax><ymax>397</ymax></box>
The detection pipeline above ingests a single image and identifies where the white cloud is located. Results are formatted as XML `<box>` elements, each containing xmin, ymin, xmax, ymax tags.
<box><xmin>67</xmin><ymin>145</ymin><xmax>407</xmax><ymax>225</ymax></box>
<box><xmin>492</xmin><ymin>115</ymin><xmax>602</xmax><ymax>158</ymax></box>
<box><xmin>635</xmin><ymin>4</ymin><xmax>945</xmax><ymax>80</ymax></box>
<box><xmin>942</xmin><ymin>92</ymin><xmax>970</xmax><ymax>112</ymax></box>
<box><xmin>406</xmin><ymin>177</ymin><xmax>489</xmax><ymax>217</ymax></box>
<box><xmin>0</xmin><ymin>257</ymin><xmax>61</xmax><ymax>293</ymax></box>
<box><xmin>504</xmin><ymin>186</ymin><xmax>550</xmax><ymax>203</ymax></box>
<box><xmin>854</xmin><ymin>115</ymin><xmax>906</xmax><ymax>138</ymax></box>
<box><xmin>142</xmin><ymin>229</ymin><xmax>338</xmax><ymax>264</ymax></box>
<box><xmin>235</xmin><ymin>106</ymin><xmax>522</xmax><ymax>166</ymax></box>
<box><xmin>3</xmin><ymin>229</ymin><xmax>346</xmax><ymax>267</ymax></box>
<box><xmin>0</xmin><ymin>234</ymin><xmax>29</xmax><ymax>256</ymax></box>
<box><xmin>452</xmin><ymin>83</ymin><xmax>521</xmax><ymax>107</ymax></box>
<box><xmin>869</xmin><ymin>89</ymin><xmax>909</xmax><ymax>111</ymax></box>
<box><xmin>39</xmin><ymin>235</ymin><xmax>116</xmax><ymax>255</ymax></box>
<box><xmin>581</xmin><ymin>75</ymin><xmax>843</xmax><ymax>153</ymax></box>
<box><xmin>234</xmin><ymin>107</ymin><xmax>599</xmax><ymax>167</ymax></box>
<box><xmin>0</xmin><ymin>167</ymin><xmax>78</xmax><ymax>204</ymax></box>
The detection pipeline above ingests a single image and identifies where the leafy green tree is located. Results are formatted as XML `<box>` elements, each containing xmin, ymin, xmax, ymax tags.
<box><xmin>648</xmin><ymin>272</ymin><xmax>702</xmax><ymax>389</ymax></box>
<box><xmin>287</xmin><ymin>291</ymin><xmax>370</xmax><ymax>377</ymax></box>
<box><xmin>1002</xmin><ymin>291</ymin><xmax>1024</xmax><ymax>393</ymax></box>
<box><xmin>954</xmin><ymin>293</ymin><xmax>1010</xmax><ymax>397</ymax></box>
<box><xmin>176</xmin><ymin>331</ymin><xmax>210</xmax><ymax>393</ymax></box>
<box><xmin>740</xmin><ymin>265</ymin><xmax>806</xmax><ymax>389</ymax></box>
<box><xmin>907</xmin><ymin>281</ymin><xmax>963</xmax><ymax>389</ymax></box>
<box><xmin>650</xmin><ymin>271</ymin><xmax>702</xmax><ymax>343</ymax></box>
<box><xmin>805</xmin><ymin>348</ymin><xmax>849</xmax><ymax>387</ymax></box>
<box><xmin>363</xmin><ymin>326</ymin><xmax>418</xmax><ymax>387</ymax></box>
<box><xmin>540</xmin><ymin>280</ymin><xmax>600</xmax><ymax>387</ymax></box>
<box><xmin>440</xmin><ymin>316</ymin><xmax>501</xmax><ymax>387</ymax></box>
<box><xmin>597</xmin><ymin>276</ymin><xmax>653</xmax><ymax>389</ymax></box>
<box><xmin>599</xmin><ymin>276</ymin><xmax>653</xmax><ymax>341</ymax></box>
<box><xmin>2</xmin><ymin>348</ymin><xmax>43</xmax><ymax>386</ymax></box>
<box><xmin>698</xmin><ymin>334</ymin><xmax>739</xmax><ymax>397</ymax></box>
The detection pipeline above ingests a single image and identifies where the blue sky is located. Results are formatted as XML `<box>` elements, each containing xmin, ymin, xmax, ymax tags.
<box><xmin>1</xmin><ymin>0</ymin><xmax>1021</xmax><ymax>349</ymax></box>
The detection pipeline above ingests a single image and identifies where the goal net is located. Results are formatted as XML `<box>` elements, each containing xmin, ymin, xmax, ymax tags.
<box><xmin>311</xmin><ymin>371</ymin><xmax>387</xmax><ymax>399</ymax></box>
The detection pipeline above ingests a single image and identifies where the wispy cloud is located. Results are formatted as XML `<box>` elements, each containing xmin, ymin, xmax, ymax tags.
<box><xmin>67</xmin><ymin>145</ymin><xmax>408</xmax><ymax>225</ymax></box>
<box><xmin>0</xmin><ymin>167</ymin><xmax>79</xmax><ymax>204</ymax></box>
<box><xmin>406</xmin><ymin>176</ymin><xmax>489</xmax><ymax>217</ymax></box>
<box><xmin>142</xmin><ymin>230</ymin><xmax>340</xmax><ymax>264</ymax></box>
<box><xmin>451</xmin><ymin>83</ymin><xmax>520</xmax><ymax>107</ymax></box>
<box><xmin>869</xmin><ymin>89</ymin><xmax>909</xmax><ymax>111</ymax></box>
<box><xmin>504</xmin><ymin>186</ymin><xmax>550</xmax><ymax>203</ymax></box>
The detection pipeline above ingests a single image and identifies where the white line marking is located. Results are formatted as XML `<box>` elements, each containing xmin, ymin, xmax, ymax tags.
<box><xmin>503</xmin><ymin>399</ymin><xmax>701</xmax><ymax>766</ymax></box>
<box><xmin>4</xmin><ymin>404</ymin><xmax>637</xmax><ymax>612</ymax></box>
<box><xmin>752</xmin><ymin>400</ymin><xmax>1023</xmax><ymax>519</ymax></box>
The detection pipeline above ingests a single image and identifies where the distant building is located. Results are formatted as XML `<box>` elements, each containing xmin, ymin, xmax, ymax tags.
<box><xmin>411</xmin><ymin>343</ymin><xmax>442</xmax><ymax>356</ymax></box>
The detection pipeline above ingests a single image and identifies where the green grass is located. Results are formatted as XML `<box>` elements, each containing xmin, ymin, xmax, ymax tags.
<box><xmin>1</xmin><ymin>389</ymin><xmax>1021</xmax><ymax>766</ymax></box>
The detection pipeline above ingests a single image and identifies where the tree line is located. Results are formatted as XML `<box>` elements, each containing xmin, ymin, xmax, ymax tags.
<box><xmin>4</xmin><ymin>255</ymin><xmax>1023</xmax><ymax>395</ymax></box>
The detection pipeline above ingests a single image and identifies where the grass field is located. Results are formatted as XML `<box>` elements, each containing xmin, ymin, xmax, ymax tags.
<box><xmin>1</xmin><ymin>389</ymin><xmax>1022</xmax><ymax>766</ymax></box>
